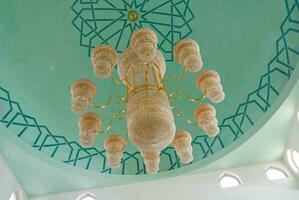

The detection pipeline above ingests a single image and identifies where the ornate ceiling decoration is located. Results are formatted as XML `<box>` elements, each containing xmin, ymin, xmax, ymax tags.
<box><xmin>71</xmin><ymin>0</ymin><xmax>194</xmax><ymax>61</ymax></box>
<box><xmin>0</xmin><ymin>0</ymin><xmax>298</xmax><ymax>175</ymax></box>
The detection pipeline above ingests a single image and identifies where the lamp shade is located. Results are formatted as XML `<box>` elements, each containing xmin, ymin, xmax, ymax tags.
<box><xmin>174</xmin><ymin>39</ymin><xmax>203</xmax><ymax>72</ymax></box>
<box><xmin>172</xmin><ymin>130</ymin><xmax>193</xmax><ymax>164</ymax></box>
<box><xmin>71</xmin><ymin>79</ymin><xmax>96</xmax><ymax>114</ymax></box>
<box><xmin>130</xmin><ymin>28</ymin><xmax>158</xmax><ymax>62</ymax></box>
<box><xmin>104</xmin><ymin>134</ymin><xmax>126</xmax><ymax>168</ymax></box>
<box><xmin>91</xmin><ymin>44</ymin><xmax>118</xmax><ymax>78</ymax></box>
<box><xmin>78</xmin><ymin>112</ymin><xmax>101</xmax><ymax>147</ymax></box>
<box><xmin>196</xmin><ymin>70</ymin><xmax>225</xmax><ymax>103</ymax></box>
<box><xmin>194</xmin><ymin>103</ymin><xmax>219</xmax><ymax>137</ymax></box>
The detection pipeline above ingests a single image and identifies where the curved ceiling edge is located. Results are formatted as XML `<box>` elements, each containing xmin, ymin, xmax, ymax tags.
<box><xmin>0</xmin><ymin>67</ymin><xmax>298</xmax><ymax>190</ymax></box>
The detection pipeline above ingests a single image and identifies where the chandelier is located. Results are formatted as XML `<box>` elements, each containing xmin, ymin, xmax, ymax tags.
<box><xmin>70</xmin><ymin>28</ymin><xmax>225</xmax><ymax>174</ymax></box>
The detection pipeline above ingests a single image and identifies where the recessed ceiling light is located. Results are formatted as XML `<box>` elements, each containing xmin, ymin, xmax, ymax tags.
<box><xmin>219</xmin><ymin>173</ymin><xmax>242</xmax><ymax>188</ymax></box>
<box><xmin>287</xmin><ymin>149</ymin><xmax>299</xmax><ymax>173</ymax></box>
<box><xmin>266</xmin><ymin>166</ymin><xmax>288</xmax><ymax>180</ymax></box>
<box><xmin>77</xmin><ymin>192</ymin><xmax>96</xmax><ymax>200</ymax></box>
<box><xmin>293</xmin><ymin>150</ymin><xmax>299</xmax><ymax>167</ymax></box>
<box><xmin>9</xmin><ymin>192</ymin><xmax>17</xmax><ymax>200</ymax></box>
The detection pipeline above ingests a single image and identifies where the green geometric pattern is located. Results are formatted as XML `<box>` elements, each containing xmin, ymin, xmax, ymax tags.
<box><xmin>219</xmin><ymin>0</ymin><xmax>299</xmax><ymax>141</ymax></box>
<box><xmin>71</xmin><ymin>0</ymin><xmax>194</xmax><ymax>61</ymax></box>
<box><xmin>0</xmin><ymin>0</ymin><xmax>298</xmax><ymax>175</ymax></box>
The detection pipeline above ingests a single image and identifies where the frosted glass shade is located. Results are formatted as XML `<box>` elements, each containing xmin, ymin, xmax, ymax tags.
<box><xmin>172</xmin><ymin>131</ymin><xmax>193</xmax><ymax>164</ymax></box>
<box><xmin>104</xmin><ymin>134</ymin><xmax>126</xmax><ymax>168</ymax></box>
<box><xmin>174</xmin><ymin>39</ymin><xmax>203</xmax><ymax>72</ymax></box>
<box><xmin>78</xmin><ymin>113</ymin><xmax>101</xmax><ymax>147</ymax></box>
<box><xmin>71</xmin><ymin>79</ymin><xmax>96</xmax><ymax>114</ymax></box>
<box><xmin>194</xmin><ymin>103</ymin><xmax>219</xmax><ymax>137</ymax></box>
<box><xmin>91</xmin><ymin>44</ymin><xmax>118</xmax><ymax>78</ymax></box>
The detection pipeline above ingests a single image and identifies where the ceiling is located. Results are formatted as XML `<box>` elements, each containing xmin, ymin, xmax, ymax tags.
<box><xmin>1</xmin><ymin>73</ymin><xmax>298</xmax><ymax>197</ymax></box>
<box><xmin>0</xmin><ymin>0</ymin><xmax>298</xmax><ymax>176</ymax></box>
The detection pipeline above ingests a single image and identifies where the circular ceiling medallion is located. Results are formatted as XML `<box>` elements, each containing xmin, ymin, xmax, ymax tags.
<box><xmin>127</xmin><ymin>10</ymin><xmax>139</xmax><ymax>22</ymax></box>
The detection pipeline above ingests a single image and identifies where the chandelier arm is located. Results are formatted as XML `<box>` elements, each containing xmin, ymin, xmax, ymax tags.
<box><xmin>124</xmin><ymin>132</ymin><xmax>129</xmax><ymax>145</ymax></box>
<box><xmin>91</xmin><ymin>95</ymin><xmax>127</xmax><ymax>109</ymax></box>
<box><xmin>97</xmin><ymin>109</ymin><xmax>126</xmax><ymax>134</ymax></box>
<box><xmin>164</xmin><ymin>68</ymin><xmax>188</xmax><ymax>83</ymax></box>
<box><xmin>120</xmin><ymin>132</ymin><xmax>129</xmax><ymax>152</ymax></box>
<box><xmin>162</xmin><ymin>79</ymin><xmax>169</xmax><ymax>91</ymax></box>
<box><xmin>171</xmin><ymin>106</ymin><xmax>199</xmax><ymax>127</ymax></box>
<box><xmin>111</xmin><ymin>73</ymin><xmax>124</xmax><ymax>86</ymax></box>
<box><xmin>162</xmin><ymin>68</ymin><xmax>188</xmax><ymax>91</ymax></box>
<box><xmin>169</xmin><ymin>89</ymin><xmax>206</xmax><ymax>102</ymax></box>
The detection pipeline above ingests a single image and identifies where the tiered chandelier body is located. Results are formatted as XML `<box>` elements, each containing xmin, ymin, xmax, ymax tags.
<box><xmin>70</xmin><ymin>28</ymin><xmax>225</xmax><ymax>174</ymax></box>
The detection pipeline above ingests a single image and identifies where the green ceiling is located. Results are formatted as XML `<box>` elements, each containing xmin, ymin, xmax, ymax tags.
<box><xmin>1</xmin><ymin>71</ymin><xmax>298</xmax><ymax>197</ymax></box>
<box><xmin>0</xmin><ymin>0</ymin><xmax>298</xmax><ymax>175</ymax></box>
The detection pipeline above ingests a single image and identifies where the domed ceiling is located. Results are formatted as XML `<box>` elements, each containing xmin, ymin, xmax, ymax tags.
<box><xmin>0</xmin><ymin>0</ymin><xmax>298</xmax><ymax>175</ymax></box>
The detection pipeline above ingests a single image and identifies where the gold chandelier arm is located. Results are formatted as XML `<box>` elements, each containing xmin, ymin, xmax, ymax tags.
<box><xmin>162</xmin><ymin>68</ymin><xmax>188</xmax><ymax>91</ymax></box>
<box><xmin>119</xmin><ymin>132</ymin><xmax>129</xmax><ymax>152</ymax></box>
<box><xmin>164</xmin><ymin>68</ymin><xmax>188</xmax><ymax>83</ymax></box>
<box><xmin>91</xmin><ymin>95</ymin><xmax>127</xmax><ymax>109</ymax></box>
<box><xmin>111</xmin><ymin>73</ymin><xmax>124</xmax><ymax>86</ymax></box>
<box><xmin>124</xmin><ymin>132</ymin><xmax>129</xmax><ymax>145</ymax></box>
<box><xmin>171</xmin><ymin>106</ymin><xmax>198</xmax><ymax>128</ymax></box>
<box><xmin>98</xmin><ymin>110</ymin><xmax>126</xmax><ymax>134</ymax></box>
<box><xmin>162</xmin><ymin>79</ymin><xmax>169</xmax><ymax>91</ymax></box>
<box><xmin>169</xmin><ymin>89</ymin><xmax>206</xmax><ymax>102</ymax></box>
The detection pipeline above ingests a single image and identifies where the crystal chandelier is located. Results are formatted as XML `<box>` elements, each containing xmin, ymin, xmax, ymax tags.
<box><xmin>70</xmin><ymin>28</ymin><xmax>225</xmax><ymax>174</ymax></box>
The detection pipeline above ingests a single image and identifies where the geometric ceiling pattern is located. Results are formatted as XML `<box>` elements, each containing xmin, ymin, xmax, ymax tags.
<box><xmin>71</xmin><ymin>0</ymin><xmax>194</xmax><ymax>61</ymax></box>
<box><xmin>0</xmin><ymin>0</ymin><xmax>298</xmax><ymax>175</ymax></box>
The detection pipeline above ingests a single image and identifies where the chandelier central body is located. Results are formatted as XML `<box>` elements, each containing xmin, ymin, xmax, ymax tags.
<box><xmin>117</xmin><ymin>30</ymin><xmax>176</xmax><ymax>172</ymax></box>
<box><xmin>120</xmin><ymin>48</ymin><xmax>176</xmax><ymax>145</ymax></box>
